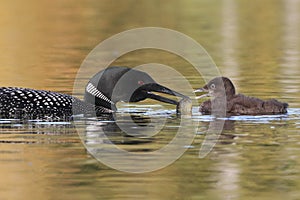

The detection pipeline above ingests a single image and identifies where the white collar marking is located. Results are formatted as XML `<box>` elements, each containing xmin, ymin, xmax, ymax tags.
<box><xmin>86</xmin><ymin>83</ymin><xmax>114</xmax><ymax>105</ymax></box>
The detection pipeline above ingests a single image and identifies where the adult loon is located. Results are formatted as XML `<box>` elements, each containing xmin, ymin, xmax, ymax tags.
<box><xmin>0</xmin><ymin>66</ymin><xmax>186</xmax><ymax>120</ymax></box>
<box><xmin>194</xmin><ymin>77</ymin><xmax>288</xmax><ymax>115</ymax></box>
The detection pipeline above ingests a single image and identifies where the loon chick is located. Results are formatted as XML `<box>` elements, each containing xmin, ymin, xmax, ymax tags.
<box><xmin>194</xmin><ymin>77</ymin><xmax>288</xmax><ymax>115</ymax></box>
<box><xmin>0</xmin><ymin>66</ymin><xmax>186</xmax><ymax>120</ymax></box>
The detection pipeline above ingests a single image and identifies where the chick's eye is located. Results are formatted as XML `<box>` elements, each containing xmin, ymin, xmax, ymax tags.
<box><xmin>138</xmin><ymin>81</ymin><xmax>144</xmax><ymax>85</ymax></box>
<box><xmin>210</xmin><ymin>83</ymin><xmax>216</xmax><ymax>90</ymax></box>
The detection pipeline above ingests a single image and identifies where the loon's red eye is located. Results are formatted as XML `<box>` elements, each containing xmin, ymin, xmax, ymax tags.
<box><xmin>138</xmin><ymin>81</ymin><xmax>144</xmax><ymax>85</ymax></box>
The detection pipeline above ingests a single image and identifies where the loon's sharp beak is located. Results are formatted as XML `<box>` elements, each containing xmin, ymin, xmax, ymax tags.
<box><xmin>143</xmin><ymin>83</ymin><xmax>188</xmax><ymax>105</ymax></box>
<box><xmin>146</xmin><ymin>92</ymin><xmax>178</xmax><ymax>105</ymax></box>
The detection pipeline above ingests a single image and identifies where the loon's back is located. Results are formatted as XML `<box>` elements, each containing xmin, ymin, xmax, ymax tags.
<box><xmin>0</xmin><ymin>87</ymin><xmax>78</xmax><ymax>120</ymax></box>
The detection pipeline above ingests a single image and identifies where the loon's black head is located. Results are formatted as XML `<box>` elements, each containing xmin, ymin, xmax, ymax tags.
<box><xmin>84</xmin><ymin>66</ymin><xmax>187</xmax><ymax>111</ymax></box>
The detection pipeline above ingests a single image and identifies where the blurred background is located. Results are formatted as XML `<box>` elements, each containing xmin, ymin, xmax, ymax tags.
<box><xmin>1</xmin><ymin>0</ymin><xmax>299</xmax><ymax>106</ymax></box>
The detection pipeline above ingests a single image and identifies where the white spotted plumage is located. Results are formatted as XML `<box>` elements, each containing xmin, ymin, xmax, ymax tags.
<box><xmin>0</xmin><ymin>87</ymin><xmax>76</xmax><ymax>119</ymax></box>
<box><xmin>0</xmin><ymin>84</ymin><xmax>115</xmax><ymax>120</ymax></box>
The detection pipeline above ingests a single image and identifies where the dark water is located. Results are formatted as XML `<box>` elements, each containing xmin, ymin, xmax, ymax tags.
<box><xmin>1</xmin><ymin>0</ymin><xmax>300</xmax><ymax>200</ymax></box>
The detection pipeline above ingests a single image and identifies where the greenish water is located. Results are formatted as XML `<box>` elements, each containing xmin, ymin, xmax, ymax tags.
<box><xmin>1</xmin><ymin>0</ymin><xmax>300</xmax><ymax>200</ymax></box>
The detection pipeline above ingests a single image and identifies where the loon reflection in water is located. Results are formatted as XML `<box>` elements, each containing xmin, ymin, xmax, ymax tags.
<box><xmin>0</xmin><ymin>66</ymin><xmax>187</xmax><ymax>120</ymax></box>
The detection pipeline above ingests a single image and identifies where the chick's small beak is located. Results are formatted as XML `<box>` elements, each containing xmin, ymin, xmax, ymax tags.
<box><xmin>193</xmin><ymin>88</ymin><xmax>208</xmax><ymax>93</ymax></box>
<box><xmin>194</xmin><ymin>87</ymin><xmax>211</xmax><ymax>99</ymax></box>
